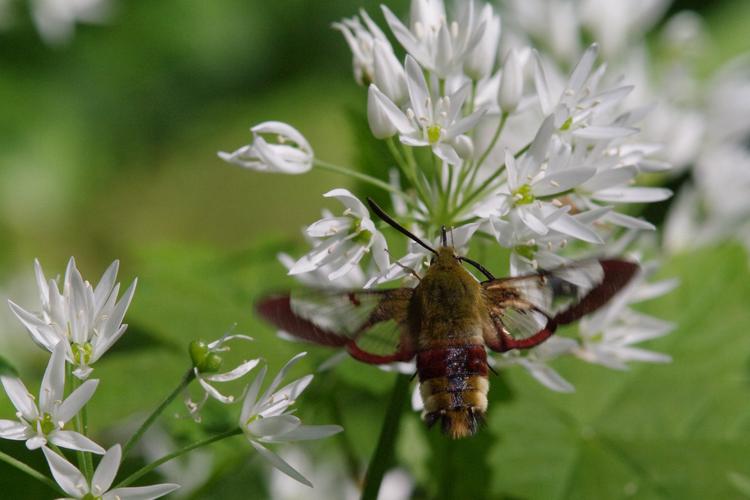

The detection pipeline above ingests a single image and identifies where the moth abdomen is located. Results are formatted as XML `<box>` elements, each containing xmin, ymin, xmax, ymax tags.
<box><xmin>417</xmin><ymin>344</ymin><xmax>489</xmax><ymax>439</ymax></box>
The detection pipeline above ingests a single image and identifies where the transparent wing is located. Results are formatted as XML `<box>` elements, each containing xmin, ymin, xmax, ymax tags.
<box><xmin>256</xmin><ymin>288</ymin><xmax>415</xmax><ymax>364</ymax></box>
<box><xmin>481</xmin><ymin>259</ymin><xmax>638</xmax><ymax>351</ymax></box>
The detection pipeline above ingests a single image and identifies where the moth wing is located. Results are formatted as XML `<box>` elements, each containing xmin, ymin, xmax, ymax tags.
<box><xmin>256</xmin><ymin>287</ymin><xmax>415</xmax><ymax>364</ymax></box>
<box><xmin>481</xmin><ymin>259</ymin><xmax>638</xmax><ymax>351</ymax></box>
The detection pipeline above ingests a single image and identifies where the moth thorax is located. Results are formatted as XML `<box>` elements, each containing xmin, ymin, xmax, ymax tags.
<box><xmin>416</xmin><ymin>345</ymin><xmax>489</xmax><ymax>439</ymax></box>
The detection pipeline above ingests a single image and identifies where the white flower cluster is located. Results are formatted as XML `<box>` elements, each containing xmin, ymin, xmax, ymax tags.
<box><xmin>499</xmin><ymin>0</ymin><xmax>750</xmax><ymax>259</ymax></box>
<box><xmin>221</xmin><ymin>0</ymin><xmax>678</xmax><ymax>392</ymax></box>
<box><xmin>1</xmin><ymin>258</ymin><xmax>342</xmax><ymax>493</ymax></box>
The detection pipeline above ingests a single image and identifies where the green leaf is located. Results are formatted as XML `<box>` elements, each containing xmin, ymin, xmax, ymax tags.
<box><xmin>485</xmin><ymin>244</ymin><xmax>750</xmax><ymax>499</ymax></box>
<box><xmin>0</xmin><ymin>355</ymin><xmax>19</xmax><ymax>377</ymax></box>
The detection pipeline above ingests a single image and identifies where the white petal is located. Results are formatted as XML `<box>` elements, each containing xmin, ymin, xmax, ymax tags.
<box><xmin>573</xmin><ymin>126</ymin><xmax>638</xmax><ymax>140</ymax></box>
<box><xmin>532</xmin><ymin>168</ymin><xmax>596</xmax><ymax>196</ymax></box>
<box><xmin>42</xmin><ymin>446</ymin><xmax>88</xmax><ymax>497</ymax></box>
<box><xmin>580</xmin><ymin>166</ymin><xmax>637</xmax><ymax>192</ymax></box>
<box><xmin>92</xmin><ymin>445</ymin><xmax>121</xmax><ymax>494</ymax></box>
<box><xmin>548</xmin><ymin>213</ymin><xmax>603</xmax><ymax>244</ymax></box>
<box><xmin>592</xmin><ymin>187</ymin><xmax>672</xmax><ymax>203</ymax></box>
<box><xmin>49</xmin><ymin>430</ymin><xmax>105</xmax><ymax>454</ymax></box>
<box><xmin>371</xmin><ymin>83</ymin><xmax>414</xmax><ymax>133</ymax></box>
<box><xmin>324</xmin><ymin>189</ymin><xmax>369</xmax><ymax>218</ymax></box>
<box><xmin>251</xmin><ymin>121</ymin><xmax>312</xmax><ymax>154</ymax></box>
<box><xmin>26</xmin><ymin>435</ymin><xmax>47</xmax><ymax>450</ymax></box>
<box><xmin>499</xmin><ymin>49</ymin><xmax>524</xmax><ymax>113</ymax></box>
<box><xmin>603</xmin><ymin>211</ymin><xmax>656</xmax><ymax>230</ymax></box>
<box><xmin>56</xmin><ymin>379</ymin><xmax>99</xmax><ymax>423</ymax></box>
<box><xmin>368</xmin><ymin>85</ymin><xmax>399</xmax><ymax>139</ymax></box>
<box><xmin>517</xmin><ymin>208</ymin><xmax>549</xmax><ymax>235</ymax></box>
<box><xmin>205</xmin><ymin>359</ymin><xmax>260</xmax><ymax>383</ymax></box>
<box><xmin>240</xmin><ymin>365</ymin><xmax>268</xmax><ymax>423</ymax></box>
<box><xmin>93</xmin><ymin>260</ymin><xmax>119</xmax><ymax>312</ymax></box>
<box><xmin>33</xmin><ymin>259</ymin><xmax>50</xmax><ymax>306</ymax></box>
<box><xmin>1</xmin><ymin>376</ymin><xmax>38</xmax><ymax>420</ymax></box>
<box><xmin>432</xmin><ymin>143</ymin><xmax>461</xmax><ymax>166</ymax></box>
<box><xmin>370</xmin><ymin>232</ymin><xmax>390</xmax><ymax>272</ymax></box>
<box><xmin>104</xmin><ymin>483</ymin><xmax>181</xmax><ymax>500</ymax></box>
<box><xmin>0</xmin><ymin>420</ymin><xmax>31</xmax><ymax>440</ymax></box>
<box><xmin>519</xmin><ymin>360</ymin><xmax>575</xmax><ymax>393</ymax></box>
<box><xmin>404</xmin><ymin>55</ymin><xmax>430</xmax><ymax>120</ymax></box>
<box><xmin>533</xmin><ymin>50</ymin><xmax>553</xmax><ymax>115</ymax></box>
<box><xmin>197</xmin><ymin>376</ymin><xmax>234</xmax><ymax>404</ymax></box>
<box><xmin>40</xmin><ymin>342</ymin><xmax>67</xmax><ymax>413</ymax></box>
<box><xmin>568</xmin><ymin>44</ymin><xmax>598</xmax><ymax>95</ymax></box>
<box><xmin>249</xmin><ymin>440</ymin><xmax>312</xmax><ymax>487</ymax></box>
<box><xmin>7</xmin><ymin>300</ymin><xmax>60</xmax><ymax>352</ymax></box>
<box><xmin>248</xmin><ymin>414</ymin><xmax>301</xmax><ymax>438</ymax></box>
<box><xmin>269</xmin><ymin>424</ymin><xmax>343</xmax><ymax>442</ymax></box>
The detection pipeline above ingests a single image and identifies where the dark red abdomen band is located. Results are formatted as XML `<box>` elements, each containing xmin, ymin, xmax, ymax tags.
<box><xmin>416</xmin><ymin>344</ymin><xmax>488</xmax><ymax>381</ymax></box>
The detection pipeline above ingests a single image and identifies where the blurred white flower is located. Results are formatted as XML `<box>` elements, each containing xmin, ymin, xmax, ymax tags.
<box><xmin>574</xmin><ymin>262</ymin><xmax>676</xmax><ymax>369</ymax></box>
<box><xmin>31</xmin><ymin>0</ymin><xmax>112</xmax><ymax>45</ymax></box>
<box><xmin>289</xmin><ymin>189</ymin><xmax>389</xmax><ymax>281</ymax></box>
<box><xmin>495</xmin><ymin>336</ymin><xmax>578</xmax><ymax>393</ymax></box>
<box><xmin>239</xmin><ymin>353</ymin><xmax>343</xmax><ymax>486</ymax></box>
<box><xmin>370</xmin><ymin>56</ymin><xmax>486</xmax><ymax>165</ymax></box>
<box><xmin>42</xmin><ymin>444</ymin><xmax>179</xmax><ymax>500</ymax></box>
<box><xmin>185</xmin><ymin>333</ymin><xmax>260</xmax><ymax>421</ymax></box>
<box><xmin>463</xmin><ymin>3</ymin><xmax>501</xmax><ymax>80</ymax></box>
<box><xmin>219</xmin><ymin>121</ymin><xmax>313</xmax><ymax>174</ymax></box>
<box><xmin>498</xmin><ymin>48</ymin><xmax>524</xmax><ymax>113</ymax></box>
<box><xmin>8</xmin><ymin>257</ymin><xmax>136</xmax><ymax>379</ymax></box>
<box><xmin>333</xmin><ymin>10</ymin><xmax>394</xmax><ymax>87</ymax></box>
<box><xmin>382</xmin><ymin>0</ymin><xmax>488</xmax><ymax>78</ymax></box>
<box><xmin>0</xmin><ymin>342</ymin><xmax>103</xmax><ymax>453</ymax></box>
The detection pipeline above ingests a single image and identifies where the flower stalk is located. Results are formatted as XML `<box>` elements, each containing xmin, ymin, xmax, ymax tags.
<box><xmin>122</xmin><ymin>368</ymin><xmax>196</xmax><ymax>458</ymax></box>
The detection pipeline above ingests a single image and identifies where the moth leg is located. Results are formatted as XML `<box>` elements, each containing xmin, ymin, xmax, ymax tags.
<box><xmin>387</xmin><ymin>251</ymin><xmax>422</xmax><ymax>282</ymax></box>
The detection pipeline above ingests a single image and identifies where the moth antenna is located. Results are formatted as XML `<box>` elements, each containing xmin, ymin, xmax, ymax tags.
<box><xmin>367</xmin><ymin>197</ymin><xmax>437</xmax><ymax>255</ymax></box>
<box><xmin>440</xmin><ymin>226</ymin><xmax>448</xmax><ymax>247</ymax></box>
<box><xmin>459</xmin><ymin>256</ymin><xmax>496</xmax><ymax>280</ymax></box>
<box><xmin>449</xmin><ymin>227</ymin><xmax>455</xmax><ymax>247</ymax></box>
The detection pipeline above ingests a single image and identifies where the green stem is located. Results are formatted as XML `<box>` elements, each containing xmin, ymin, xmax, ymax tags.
<box><xmin>450</xmin><ymin>140</ymin><xmax>532</xmax><ymax>220</ymax></box>
<box><xmin>313</xmin><ymin>159</ymin><xmax>408</xmax><ymax>198</ymax></box>
<box><xmin>68</xmin><ymin>366</ymin><xmax>92</xmax><ymax>481</ymax></box>
<box><xmin>386</xmin><ymin>139</ymin><xmax>430</xmax><ymax>208</ymax></box>
<box><xmin>473</xmin><ymin>112</ymin><xmax>508</xmax><ymax>175</ymax></box>
<box><xmin>115</xmin><ymin>428</ymin><xmax>243</xmax><ymax>488</ymax></box>
<box><xmin>122</xmin><ymin>369</ymin><xmax>196</xmax><ymax>459</ymax></box>
<box><xmin>360</xmin><ymin>374</ymin><xmax>410</xmax><ymax>500</ymax></box>
<box><xmin>0</xmin><ymin>450</ymin><xmax>67</xmax><ymax>495</ymax></box>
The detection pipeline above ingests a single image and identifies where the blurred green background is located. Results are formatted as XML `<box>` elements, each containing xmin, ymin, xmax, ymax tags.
<box><xmin>1</xmin><ymin>0</ymin><xmax>750</xmax><ymax>498</ymax></box>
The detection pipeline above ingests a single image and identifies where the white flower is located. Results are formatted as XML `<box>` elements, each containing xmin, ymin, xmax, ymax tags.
<box><xmin>382</xmin><ymin>0</ymin><xmax>487</xmax><ymax>78</ymax></box>
<box><xmin>239</xmin><ymin>353</ymin><xmax>343</xmax><ymax>487</ymax></box>
<box><xmin>42</xmin><ymin>444</ymin><xmax>179</xmax><ymax>500</ymax></box>
<box><xmin>289</xmin><ymin>189</ymin><xmax>389</xmax><ymax>281</ymax></box>
<box><xmin>8</xmin><ymin>257</ymin><xmax>136</xmax><ymax>379</ymax></box>
<box><xmin>495</xmin><ymin>336</ymin><xmax>578</xmax><ymax>393</ymax></box>
<box><xmin>369</xmin><ymin>56</ymin><xmax>486</xmax><ymax>165</ymax></box>
<box><xmin>186</xmin><ymin>334</ymin><xmax>260</xmax><ymax>421</ymax></box>
<box><xmin>463</xmin><ymin>3</ymin><xmax>502</xmax><ymax>80</ymax></box>
<box><xmin>218</xmin><ymin>121</ymin><xmax>313</xmax><ymax>174</ymax></box>
<box><xmin>498</xmin><ymin>48</ymin><xmax>524</xmax><ymax>113</ymax></box>
<box><xmin>368</xmin><ymin>85</ymin><xmax>398</xmax><ymax>139</ymax></box>
<box><xmin>573</xmin><ymin>263</ymin><xmax>676</xmax><ymax>370</ymax></box>
<box><xmin>0</xmin><ymin>342</ymin><xmax>103</xmax><ymax>453</ymax></box>
<box><xmin>333</xmin><ymin>9</ymin><xmax>393</xmax><ymax>86</ymax></box>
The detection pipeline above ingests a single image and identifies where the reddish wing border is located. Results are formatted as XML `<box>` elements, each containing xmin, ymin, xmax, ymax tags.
<box><xmin>256</xmin><ymin>288</ymin><xmax>416</xmax><ymax>364</ymax></box>
<box><xmin>482</xmin><ymin>259</ymin><xmax>639</xmax><ymax>352</ymax></box>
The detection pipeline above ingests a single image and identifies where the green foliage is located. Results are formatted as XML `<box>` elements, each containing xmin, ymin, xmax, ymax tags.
<box><xmin>481</xmin><ymin>244</ymin><xmax>750</xmax><ymax>499</ymax></box>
